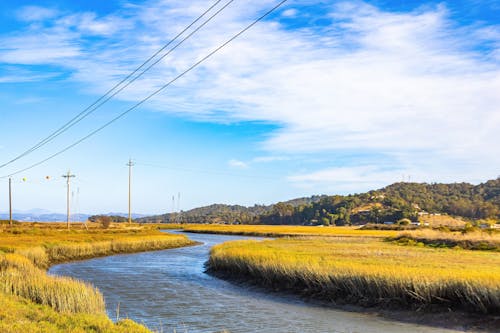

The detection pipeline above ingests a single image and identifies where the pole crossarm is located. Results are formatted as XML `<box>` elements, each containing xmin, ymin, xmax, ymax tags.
<box><xmin>62</xmin><ymin>171</ymin><xmax>76</xmax><ymax>229</ymax></box>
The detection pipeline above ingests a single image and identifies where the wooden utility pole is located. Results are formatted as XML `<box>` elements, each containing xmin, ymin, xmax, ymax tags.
<box><xmin>127</xmin><ymin>159</ymin><xmax>134</xmax><ymax>224</ymax></box>
<box><xmin>62</xmin><ymin>171</ymin><xmax>75</xmax><ymax>229</ymax></box>
<box><xmin>8</xmin><ymin>177</ymin><xmax>12</xmax><ymax>226</ymax></box>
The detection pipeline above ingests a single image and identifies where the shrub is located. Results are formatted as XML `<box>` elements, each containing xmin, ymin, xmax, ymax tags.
<box><xmin>98</xmin><ymin>216</ymin><xmax>112</xmax><ymax>229</ymax></box>
<box><xmin>397</xmin><ymin>218</ymin><xmax>411</xmax><ymax>226</ymax></box>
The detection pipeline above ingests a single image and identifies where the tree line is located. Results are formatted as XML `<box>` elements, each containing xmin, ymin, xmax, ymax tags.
<box><xmin>137</xmin><ymin>178</ymin><xmax>500</xmax><ymax>225</ymax></box>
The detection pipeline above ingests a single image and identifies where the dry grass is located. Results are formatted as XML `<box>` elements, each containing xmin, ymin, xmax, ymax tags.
<box><xmin>0</xmin><ymin>223</ymin><xmax>195</xmax><ymax>267</ymax></box>
<box><xmin>0</xmin><ymin>292</ymin><xmax>151</xmax><ymax>333</ymax></box>
<box><xmin>0</xmin><ymin>253</ymin><xmax>105</xmax><ymax>313</ymax></box>
<box><xmin>392</xmin><ymin>229</ymin><xmax>500</xmax><ymax>251</ymax></box>
<box><xmin>208</xmin><ymin>236</ymin><xmax>500</xmax><ymax>314</ymax></box>
<box><xmin>183</xmin><ymin>224</ymin><xmax>399</xmax><ymax>238</ymax></box>
<box><xmin>418</xmin><ymin>215</ymin><xmax>467</xmax><ymax>227</ymax></box>
<box><xmin>0</xmin><ymin>222</ymin><xmax>196</xmax><ymax>332</ymax></box>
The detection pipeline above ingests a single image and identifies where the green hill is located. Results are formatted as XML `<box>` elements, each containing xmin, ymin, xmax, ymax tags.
<box><xmin>138</xmin><ymin>179</ymin><xmax>500</xmax><ymax>225</ymax></box>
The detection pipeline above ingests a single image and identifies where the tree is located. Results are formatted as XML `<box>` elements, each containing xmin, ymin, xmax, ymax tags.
<box><xmin>98</xmin><ymin>216</ymin><xmax>112</xmax><ymax>229</ymax></box>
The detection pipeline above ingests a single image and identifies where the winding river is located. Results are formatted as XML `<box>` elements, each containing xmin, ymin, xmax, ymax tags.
<box><xmin>49</xmin><ymin>232</ymin><xmax>462</xmax><ymax>333</ymax></box>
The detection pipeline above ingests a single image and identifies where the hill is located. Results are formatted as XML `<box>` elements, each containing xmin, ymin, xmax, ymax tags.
<box><xmin>138</xmin><ymin>179</ymin><xmax>500</xmax><ymax>225</ymax></box>
<box><xmin>136</xmin><ymin>195</ymin><xmax>327</xmax><ymax>224</ymax></box>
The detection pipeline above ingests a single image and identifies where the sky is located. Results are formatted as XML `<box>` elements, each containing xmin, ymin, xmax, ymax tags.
<box><xmin>0</xmin><ymin>0</ymin><xmax>499</xmax><ymax>215</ymax></box>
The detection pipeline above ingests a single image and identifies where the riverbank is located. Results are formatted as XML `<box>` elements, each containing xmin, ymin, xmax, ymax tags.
<box><xmin>0</xmin><ymin>222</ymin><xmax>196</xmax><ymax>333</ymax></box>
<box><xmin>182</xmin><ymin>224</ymin><xmax>399</xmax><ymax>238</ymax></box>
<box><xmin>202</xmin><ymin>225</ymin><xmax>500</xmax><ymax>331</ymax></box>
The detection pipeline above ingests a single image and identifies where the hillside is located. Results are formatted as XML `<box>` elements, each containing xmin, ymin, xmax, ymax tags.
<box><xmin>137</xmin><ymin>195</ymin><xmax>327</xmax><ymax>224</ymax></box>
<box><xmin>138</xmin><ymin>179</ymin><xmax>500</xmax><ymax>225</ymax></box>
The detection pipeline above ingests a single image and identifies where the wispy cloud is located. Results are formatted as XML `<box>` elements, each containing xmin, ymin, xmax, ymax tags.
<box><xmin>1</xmin><ymin>0</ymin><xmax>499</xmax><ymax>188</ymax></box>
<box><xmin>16</xmin><ymin>6</ymin><xmax>59</xmax><ymax>22</ymax></box>
<box><xmin>228</xmin><ymin>159</ymin><xmax>248</xmax><ymax>169</ymax></box>
<box><xmin>252</xmin><ymin>156</ymin><xmax>290</xmax><ymax>163</ymax></box>
<box><xmin>288</xmin><ymin>165</ymin><xmax>400</xmax><ymax>192</ymax></box>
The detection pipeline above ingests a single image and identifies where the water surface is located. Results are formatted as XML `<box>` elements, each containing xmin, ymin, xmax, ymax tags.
<box><xmin>49</xmin><ymin>231</ymin><xmax>462</xmax><ymax>333</ymax></box>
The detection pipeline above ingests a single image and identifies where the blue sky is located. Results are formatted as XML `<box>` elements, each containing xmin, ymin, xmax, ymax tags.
<box><xmin>0</xmin><ymin>0</ymin><xmax>499</xmax><ymax>215</ymax></box>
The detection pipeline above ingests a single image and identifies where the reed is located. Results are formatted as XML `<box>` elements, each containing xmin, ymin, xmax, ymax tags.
<box><xmin>391</xmin><ymin>229</ymin><xmax>500</xmax><ymax>251</ymax></box>
<box><xmin>208</xmin><ymin>237</ymin><xmax>500</xmax><ymax>314</ymax></box>
<box><xmin>0</xmin><ymin>253</ymin><xmax>105</xmax><ymax>314</ymax></box>
<box><xmin>183</xmin><ymin>224</ymin><xmax>398</xmax><ymax>238</ymax></box>
<box><xmin>46</xmin><ymin>235</ymin><xmax>194</xmax><ymax>264</ymax></box>
<box><xmin>0</xmin><ymin>292</ymin><xmax>151</xmax><ymax>333</ymax></box>
<box><xmin>0</xmin><ymin>222</ymin><xmax>196</xmax><ymax>332</ymax></box>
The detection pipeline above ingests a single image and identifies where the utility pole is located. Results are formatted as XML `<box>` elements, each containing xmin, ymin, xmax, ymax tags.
<box><xmin>177</xmin><ymin>192</ymin><xmax>181</xmax><ymax>223</ymax></box>
<box><xmin>127</xmin><ymin>159</ymin><xmax>134</xmax><ymax>224</ymax></box>
<box><xmin>62</xmin><ymin>170</ymin><xmax>75</xmax><ymax>230</ymax></box>
<box><xmin>8</xmin><ymin>178</ymin><xmax>12</xmax><ymax>226</ymax></box>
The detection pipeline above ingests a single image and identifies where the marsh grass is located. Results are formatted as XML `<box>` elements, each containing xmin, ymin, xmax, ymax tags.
<box><xmin>391</xmin><ymin>229</ymin><xmax>500</xmax><ymax>251</ymax></box>
<box><xmin>0</xmin><ymin>252</ymin><xmax>105</xmax><ymax>313</ymax></box>
<box><xmin>0</xmin><ymin>222</ymin><xmax>196</xmax><ymax>332</ymax></box>
<box><xmin>0</xmin><ymin>292</ymin><xmax>151</xmax><ymax>333</ymax></box>
<box><xmin>183</xmin><ymin>224</ymin><xmax>398</xmax><ymax>238</ymax></box>
<box><xmin>208</xmin><ymin>236</ymin><xmax>500</xmax><ymax>314</ymax></box>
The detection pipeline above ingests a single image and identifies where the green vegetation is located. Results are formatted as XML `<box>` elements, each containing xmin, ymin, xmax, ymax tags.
<box><xmin>88</xmin><ymin>215</ymin><xmax>129</xmax><ymax>223</ymax></box>
<box><xmin>258</xmin><ymin>180</ymin><xmax>500</xmax><ymax>226</ymax></box>
<box><xmin>0</xmin><ymin>223</ymin><xmax>196</xmax><ymax>332</ymax></box>
<box><xmin>137</xmin><ymin>196</ymin><xmax>326</xmax><ymax>224</ymax></box>
<box><xmin>390</xmin><ymin>229</ymin><xmax>500</xmax><ymax>251</ymax></box>
<box><xmin>140</xmin><ymin>179</ymin><xmax>500</xmax><ymax>226</ymax></box>
<box><xmin>208</xmin><ymin>234</ymin><xmax>500</xmax><ymax>314</ymax></box>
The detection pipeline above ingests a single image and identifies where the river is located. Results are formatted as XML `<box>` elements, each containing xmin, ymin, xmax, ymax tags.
<box><xmin>49</xmin><ymin>231</ymin><xmax>463</xmax><ymax>333</ymax></box>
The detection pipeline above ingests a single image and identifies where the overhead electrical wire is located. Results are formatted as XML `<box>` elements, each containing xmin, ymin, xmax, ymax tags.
<box><xmin>0</xmin><ymin>0</ymin><xmax>289</xmax><ymax>179</ymax></box>
<box><xmin>0</xmin><ymin>0</ymin><xmax>226</xmax><ymax>170</ymax></box>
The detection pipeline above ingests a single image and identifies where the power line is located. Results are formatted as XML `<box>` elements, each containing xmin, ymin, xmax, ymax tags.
<box><xmin>0</xmin><ymin>0</ymin><xmax>289</xmax><ymax>179</ymax></box>
<box><xmin>0</xmin><ymin>0</ymin><xmax>227</xmax><ymax>170</ymax></box>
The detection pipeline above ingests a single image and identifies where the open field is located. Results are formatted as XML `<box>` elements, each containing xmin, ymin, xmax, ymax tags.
<box><xmin>391</xmin><ymin>229</ymin><xmax>500</xmax><ymax>251</ymax></box>
<box><xmin>182</xmin><ymin>224</ymin><xmax>399</xmax><ymax>238</ymax></box>
<box><xmin>208</xmin><ymin>231</ymin><xmax>500</xmax><ymax>315</ymax></box>
<box><xmin>0</xmin><ymin>222</ymin><xmax>196</xmax><ymax>332</ymax></box>
<box><xmin>183</xmin><ymin>223</ymin><xmax>500</xmax><ymax>251</ymax></box>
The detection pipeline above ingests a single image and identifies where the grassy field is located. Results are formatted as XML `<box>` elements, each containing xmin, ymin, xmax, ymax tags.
<box><xmin>182</xmin><ymin>224</ymin><xmax>399</xmax><ymax>238</ymax></box>
<box><xmin>391</xmin><ymin>229</ymin><xmax>500</xmax><ymax>251</ymax></box>
<box><xmin>0</xmin><ymin>292</ymin><xmax>150</xmax><ymax>333</ymax></box>
<box><xmin>206</xmin><ymin>225</ymin><xmax>500</xmax><ymax>315</ymax></box>
<box><xmin>0</xmin><ymin>222</ymin><xmax>196</xmax><ymax>332</ymax></box>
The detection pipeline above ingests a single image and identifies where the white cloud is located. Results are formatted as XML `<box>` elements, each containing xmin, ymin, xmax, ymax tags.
<box><xmin>1</xmin><ymin>0</ymin><xmax>499</xmax><ymax>187</ymax></box>
<box><xmin>16</xmin><ymin>6</ymin><xmax>59</xmax><ymax>22</ymax></box>
<box><xmin>281</xmin><ymin>8</ymin><xmax>298</xmax><ymax>18</ymax></box>
<box><xmin>252</xmin><ymin>156</ymin><xmax>290</xmax><ymax>163</ymax></box>
<box><xmin>228</xmin><ymin>159</ymin><xmax>248</xmax><ymax>169</ymax></box>
<box><xmin>288</xmin><ymin>166</ymin><xmax>401</xmax><ymax>192</ymax></box>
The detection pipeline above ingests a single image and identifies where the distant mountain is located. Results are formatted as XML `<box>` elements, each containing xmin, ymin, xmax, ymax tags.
<box><xmin>0</xmin><ymin>210</ymin><xmax>147</xmax><ymax>222</ymax></box>
<box><xmin>0</xmin><ymin>212</ymin><xmax>89</xmax><ymax>222</ymax></box>
<box><xmin>137</xmin><ymin>179</ymin><xmax>500</xmax><ymax>225</ymax></box>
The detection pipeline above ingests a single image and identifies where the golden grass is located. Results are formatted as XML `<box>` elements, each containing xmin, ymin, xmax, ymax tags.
<box><xmin>0</xmin><ymin>253</ymin><xmax>105</xmax><ymax>314</ymax></box>
<box><xmin>0</xmin><ymin>222</ymin><xmax>197</xmax><ymax>332</ymax></box>
<box><xmin>418</xmin><ymin>215</ymin><xmax>467</xmax><ymax>227</ymax></box>
<box><xmin>208</xmin><ymin>236</ymin><xmax>500</xmax><ymax>314</ymax></box>
<box><xmin>0</xmin><ymin>223</ymin><xmax>195</xmax><ymax>267</ymax></box>
<box><xmin>183</xmin><ymin>224</ymin><xmax>399</xmax><ymax>238</ymax></box>
<box><xmin>0</xmin><ymin>292</ymin><xmax>151</xmax><ymax>333</ymax></box>
<box><xmin>392</xmin><ymin>229</ymin><xmax>500</xmax><ymax>251</ymax></box>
